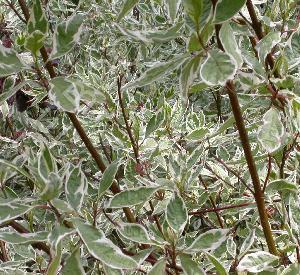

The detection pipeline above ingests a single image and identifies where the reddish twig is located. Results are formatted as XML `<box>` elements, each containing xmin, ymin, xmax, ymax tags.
<box><xmin>189</xmin><ymin>198</ymin><xmax>281</xmax><ymax>216</ymax></box>
<box><xmin>199</xmin><ymin>176</ymin><xmax>224</xmax><ymax>228</ymax></box>
<box><xmin>262</xmin><ymin>154</ymin><xmax>272</xmax><ymax>193</ymax></box>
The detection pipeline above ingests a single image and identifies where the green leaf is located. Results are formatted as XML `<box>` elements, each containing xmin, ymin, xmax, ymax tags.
<box><xmin>266</xmin><ymin>179</ymin><xmax>298</xmax><ymax>194</ymax></box>
<box><xmin>289</xmin><ymin>30</ymin><xmax>300</xmax><ymax>56</ymax></box>
<box><xmin>103</xmin><ymin>264</ymin><xmax>124</xmax><ymax>275</ymax></box>
<box><xmin>219</xmin><ymin>22</ymin><xmax>243</xmax><ymax>68</ymax></box>
<box><xmin>49</xmin><ymin>77</ymin><xmax>80</xmax><ymax>112</ymax></box>
<box><xmin>73</xmin><ymin>219</ymin><xmax>138</xmax><ymax>269</ymax></box>
<box><xmin>182</xmin><ymin>0</ymin><xmax>203</xmax><ymax>25</ymax></box>
<box><xmin>186</xmin><ymin>127</ymin><xmax>209</xmax><ymax>140</ymax></box>
<box><xmin>148</xmin><ymin>258</ymin><xmax>166</xmax><ymax>275</ymax></box>
<box><xmin>0</xmin><ymin>200</ymin><xmax>33</xmax><ymax>225</ymax></box>
<box><xmin>239</xmin><ymin>229</ymin><xmax>255</xmax><ymax>259</ymax></box>
<box><xmin>118</xmin><ymin>223</ymin><xmax>152</xmax><ymax>244</ymax></box>
<box><xmin>214</xmin><ymin>0</ymin><xmax>246</xmax><ymax>23</ymax></box>
<box><xmin>255</xmin><ymin>31</ymin><xmax>281</xmax><ymax>63</ymax></box>
<box><xmin>48</xmin><ymin>224</ymin><xmax>74</xmax><ymax>251</ymax></box>
<box><xmin>61</xmin><ymin>248</ymin><xmax>85</xmax><ymax>275</ymax></box>
<box><xmin>117</xmin><ymin>0</ymin><xmax>139</xmax><ymax>21</ymax></box>
<box><xmin>38</xmin><ymin>144</ymin><xmax>57</xmax><ymax>182</ymax></box>
<box><xmin>180</xmin><ymin>55</ymin><xmax>202</xmax><ymax>103</ymax></box>
<box><xmin>179</xmin><ymin>254</ymin><xmax>205</xmax><ymax>275</ymax></box>
<box><xmin>118</xmin><ymin>22</ymin><xmax>183</xmax><ymax>43</ymax></box>
<box><xmin>257</xmin><ymin>108</ymin><xmax>284</xmax><ymax>153</ymax></box>
<box><xmin>0</xmin><ymin>231</ymin><xmax>48</xmax><ymax>244</ymax></box>
<box><xmin>0</xmin><ymin>45</ymin><xmax>27</xmax><ymax>77</ymax></box>
<box><xmin>108</xmin><ymin>186</ymin><xmax>158</xmax><ymax>208</ymax></box>
<box><xmin>72</xmin><ymin>78</ymin><xmax>106</xmax><ymax>103</ymax></box>
<box><xmin>186</xmin><ymin>229</ymin><xmax>229</xmax><ymax>253</ymax></box>
<box><xmin>27</xmin><ymin>0</ymin><xmax>48</xmax><ymax>34</ymax></box>
<box><xmin>206</xmin><ymin>252</ymin><xmax>228</xmax><ymax>275</ymax></box>
<box><xmin>65</xmin><ymin>165</ymin><xmax>88</xmax><ymax>211</ymax></box>
<box><xmin>47</xmin><ymin>242</ymin><xmax>62</xmax><ymax>275</ymax></box>
<box><xmin>237</xmin><ymin>251</ymin><xmax>279</xmax><ymax>273</ymax></box>
<box><xmin>50</xmin><ymin>14</ymin><xmax>83</xmax><ymax>60</ymax></box>
<box><xmin>165</xmin><ymin>0</ymin><xmax>180</xmax><ymax>22</ymax></box>
<box><xmin>98</xmin><ymin>161</ymin><xmax>119</xmax><ymax>198</ymax></box>
<box><xmin>281</xmin><ymin>263</ymin><xmax>300</xmax><ymax>275</ymax></box>
<box><xmin>39</xmin><ymin>172</ymin><xmax>63</xmax><ymax>201</ymax></box>
<box><xmin>0</xmin><ymin>159</ymin><xmax>34</xmax><ymax>183</ymax></box>
<box><xmin>226</xmin><ymin>236</ymin><xmax>236</xmax><ymax>258</ymax></box>
<box><xmin>200</xmin><ymin>50</ymin><xmax>237</xmax><ymax>85</ymax></box>
<box><xmin>24</xmin><ymin>30</ymin><xmax>45</xmax><ymax>56</ymax></box>
<box><xmin>166</xmin><ymin>192</ymin><xmax>188</xmax><ymax>234</ymax></box>
<box><xmin>145</xmin><ymin>108</ymin><xmax>165</xmax><ymax>137</ymax></box>
<box><xmin>123</xmin><ymin>54</ymin><xmax>189</xmax><ymax>89</ymax></box>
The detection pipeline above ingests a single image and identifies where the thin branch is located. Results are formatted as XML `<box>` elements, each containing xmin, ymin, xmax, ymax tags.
<box><xmin>225</xmin><ymin>81</ymin><xmax>278</xmax><ymax>255</ymax></box>
<box><xmin>15</xmin><ymin>0</ymin><xmax>136</xmax><ymax>225</ymax></box>
<box><xmin>245</xmin><ymin>0</ymin><xmax>280</xmax><ymax>78</ymax></box>
<box><xmin>117</xmin><ymin>76</ymin><xmax>139</xmax><ymax>163</ymax></box>
<box><xmin>0</xmin><ymin>241</ymin><xmax>10</xmax><ymax>262</ymax></box>
<box><xmin>4</xmin><ymin>0</ymin><xmax>26</xmax><ymax>23</ymax></box>
<box><xmin>8</xmin><ymin>221</ymin><xmax>51</xmax><ymax>255</ymax></box>
<box><xmin>199</xmin><ymin>175</ymin><xmax>224</xmax><ymax>228</ymax></box>
<box><xmin>189</xmin><ymin>198</ymin><xmax>281</xmax><ymax>216</ymax></box>
<box><xmin>262</xmin><ymin>154</ymin><xmax>272</xmax><ymax>193</ymax></box>
<box><xmin>205</xmin><ymin>163</ymin><xmax>238</xmax><ymax>191</ymax></box>
<box><xmin>211</xmin><ymin>155</ymin><xmax>255</xmax><ymax>195</ymax></box>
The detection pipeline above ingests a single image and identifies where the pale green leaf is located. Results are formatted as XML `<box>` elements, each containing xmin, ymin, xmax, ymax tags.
<box><xmin>148</xmin><ymin>258</ymin><xmax>166</xmax><ymax>275</ymax></box>
<box><xmin>48</xmin><ymin>225</ymin><xmax>74</xmax><ymax>251</ymax></box>
<box><xmin>237</xmin><ymin>251</ymin><xmax>279</xmax><ymax>273</ymax></box>
<box><xmin>219</xmin><ymin>22</ymin><xmax>243</xmax><ymax>68</ymax></box>
<box><xmin>66</xmin><ymin>165</ymin><xmax>88</xmax><ymax>211</ymax></box>
<box><xmin>214</xmin><ymin>0</ymin><xmax>246</xmax><ymax>23</ymax></box>
<box><xmin>47</xmin><ymin>242</ymin><xmax>62</xmax><ymax>275</ymax></box>
<box><xmin>61</xmin><ymin>248</ymin><xmax>85</xmax><ymax>275</ymax></box>
<box><xmin>39</xmin><ymin>172</ymin><xmax>63</xmax><ymax>201</ymax></box>
<box><xmin>255</xmin><ymin>31</ymin><xmax>281</xmax><ymax>63</ymax></box>
<box><xmin>239</xmin><ymin>229</ymin><xmax>255</xmax><ymax>258</ymax></box>
<box><xmin>0</xmin><ymin>231</ymin><xmax>48</xmax><ymax>244</ymax></box>
<box><xmin>180</xmin><ymin>55</ymin><xmax>202</xmax><ymax>103</ymax></box>
<box><xmin>123</xmin><ymin>54</ymin><xmax>189</xmax><ymax>89</ymax></box>
<box><xmin>166</xmin><ymin>193</ymin><xmax>188</xmax><ymax>234</ymax></box>
<box><xmin>226</xmin><ymin>237</ymin><xmax>236</xmax><ymax>258</ymax></box>
<box><xmin>257</xmin><ymin>108</ymin><xmax>284</xmax><ymax>153</ymax></box>
<box><xmin>118</xmin><ymin>22</ymin><xmax>183</xmax><ymax>43</ymax></box>
<box><xmin>145</xmin><ymin>108</ymin><xmax>165</xmax><ymax>137</ymax></box>
<box><xmin>200</xmin><ymin>50</ymin><xmax>237</xmax><ymax>85</ymax></box>
<box><xmin>182</xmin><ymin>0</ymin><xmax>203</xmax><ymax>25</ymax></box>
<box><xmin>0</xmin><ymin>45</ymin><xmax>27</xmax><ymax>77</ymax></box>
<box><xmin>98</xmin><ymin>161</ymin><xmax>119</xmax><ymax>198</ymax></box>
<box><xmin>180</xmin><ymin>254</ymin><xmax>205</xmax><ymax>275</ymax></box>
<box><xmin>186</xmin><ymin>127</ymin><xmax>209</xmax><ymax>140</ymax></box>
<box><xmin>281</xmin><ymin>263</ymin><xmax>300</xmax><ymax>275</ymax></box>
<box><xmin>73</xmin><ymin>219</ymin><xmax>138</xmax><ymax>269</ymax></box>
<box><xmin>0</xmin><ymin>200</ymin><xmax>33</xmax><ymax>225</ymax></box>
<box><xmin>117</xmin><ymin>0</ymin><xmax>139</xmax><ymax>21</ymax></box>
<box><xmin>165</xmin><ymin>0</ymin><xmax>181</xmax><ymax>22</ymax></box>
<box><xmin>186</xmin><ymin>229</ymin><xmax>229</xmax><ymax>253</ymax></box>
<box><xmin>108</xmin><ymin>186</ymin><xmax>158</xmax><ymax>208</ymax></box>
<box><xmin>118</xmin><ymin>223</ymin><xmax>152</xmax><ymax>244</ymax></box>
<box><xmin>50</xmin><ymin>14</ymin><xmax>83</xmax><ymax>60</ymax></box>
<box><xmin>266</xmin><ymin>179</ymin><xmax>298</xmax><ymax>194</ymax></box>
<box><xmin>49</xmin><ymin>77</ymin><xmax>80</xmax><ymax>112</ymax></box>
<box><xmin>0</xmin><ymin>159</ymin><xmax>34</xmax><ymax>183</ymax></box>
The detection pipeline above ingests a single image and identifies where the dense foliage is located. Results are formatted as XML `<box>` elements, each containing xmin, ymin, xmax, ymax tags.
<box><xmin>0</xmin><ymin>0</ymin><xmax>299</xmax><ymax>274</ymax></box>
